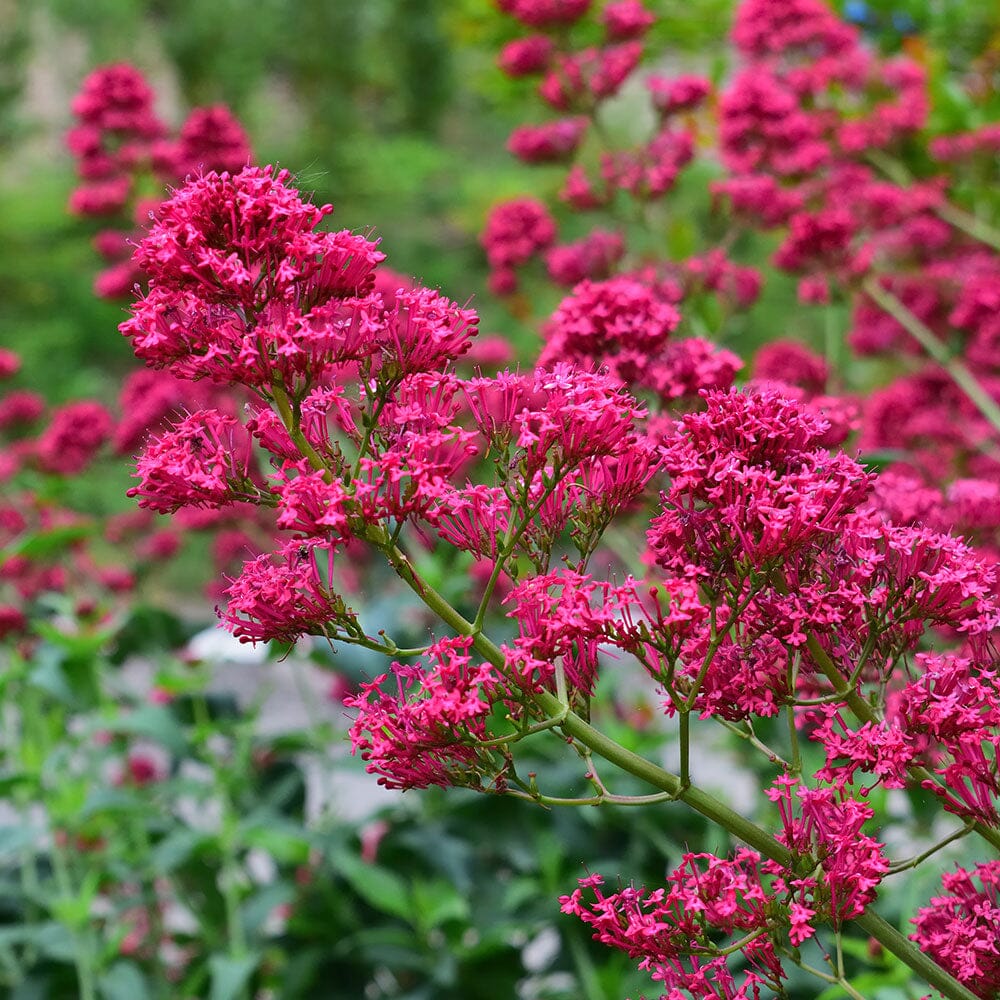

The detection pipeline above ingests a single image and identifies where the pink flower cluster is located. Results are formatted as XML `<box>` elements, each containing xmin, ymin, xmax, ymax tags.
<box><xmin>89</xmin><ymin>4</ymin><xmax>1000</xmax><ymax>991</ymax></box>
<box><xmin>912</xmin><ymin>862</ymin><xmax>1000</xmax><ymax>997</ymax></box>
<box><xmin>0</xmin><ymin>353</ymin><xmax>160</xmax><ymax>637</ymax></box>
<box><xmin>67</xmin><ymin>64</ymin><xmax>251</xmax><ymax>299</ymax></box>
<box><xmin>560</xmin><ymin>855</ymin><xmax>784</xmax><ymax>997</ymax></box>
<box><xmin>347</xmin><ymin>636</ymin><xmax>501</xmax><ymax>790</ymax></box>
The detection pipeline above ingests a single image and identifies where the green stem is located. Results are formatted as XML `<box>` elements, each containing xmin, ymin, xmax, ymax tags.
<box><xmin>271</xmin><ymin>381</ymin><xmax>334</xmax><ymax>480</ymax></box>
<box><xmin>375</xmin><ymin>535</ymin><xmax>798</xmax><ymax>864</ymax></box>
<box><xmin>472</xmin><ymin>469</ymin><xmax>566</xmax><ymax>631</ymax></box>
<box><xmin>369</xmin><ymin>520</ymin><xmax>978</xmax><ymax>1000</ymax></box>
<box><xmin>936</xmin><ymin>201</ymin><xmax>1000</xmax><ymax>254</ymax></box>
<box><xmin>865</xmin><ymin>149</ymin><xmax>1000</xmax><ymax>253</ymax></box>
<box><xmin>862</xmin><ymin>277</ymin><xmax>1000</xmax><ymax>437</ymax></box>
<box><xmin>369</xmin><ymin>531</ymin><xmax>981</xmax><ymax>998</ymax></box>
<box><xmin>888</xmin><ymin>820</ymin><xmax>975</xmax><ymax>875</ymax></box>
<box><xmin>678</xmin><ymin>710</ymin><xmax>691</xmax><ymax>788</ymax></box>
<box><xmin>50</xmin><ymin>844</ymin><xmax>97</xmax><ymax>1000</ymax></box>
<box><xmin>856</xmin><ymin>911</ymin><xmax>979</xmax><ymax>1000</ymax></box>
<box><xmin>717</xmin><ymin>718</ymin><xmax>789</xmax><ymax>769</ymax></box>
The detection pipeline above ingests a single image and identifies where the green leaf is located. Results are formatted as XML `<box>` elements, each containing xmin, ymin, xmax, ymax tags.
<box><xmin>0</xmin><ymin>923</ymin><xmax>75</xmax><ymax>962</ymax></box>
<box><xmin>241</xmin><ymin>883</ymin><xmax>295</xmax><ymax>936</ymax></box>
<box><xmin>240</xmin><ymin>818</ymin><xmax>310</xmax><ymax>865</ymax></box>
<box><xmin>331</xmin><ymin>848</ymin><xmax>412</xmax><ymax>921</ymax></box>
<box><xmin>411</xmin><ymin>878</ymin><xmax>469</xmax><ymax>930</ymax></box>
<box><xmin>151</xmin><ymin>828</ymin><xmax>207</xmax><ymax>874</ymax></box>
<box><xmin>1</xmin><ymin>524</ymin><xmax>92</xmax><ymax>561</ymax></box>
<box><xmin>32</xmin><ymin>620</ymin><xmax>115</xmax><ymax>658</ymax></box>
<box><xmin>79</xmin><ymin>787</ymin><xmax>144</xmax><ymax>821</ymax></box>
<box><xmin>209</xmin><ymin>954</ymin><xmax>259</xmax><ymax>1000</ymax></box>
<box><xmin>0</xmin><ymin>823</ymin><xmax>40</xmax><ymax>859</ymax></box>
<box><xmin>113</xmin><ymin>704</ymin><xmax>187</xmax><ymax>756</ymax></box>
<box><xmin>99</xmin><ymin>961</ymin><xmax>151</xmax><ymax>1000</ymax></box>
<box><xmin>26</xmin><ymin>647</ymin><xmax>74</xmax><ymax>703</ymax></box>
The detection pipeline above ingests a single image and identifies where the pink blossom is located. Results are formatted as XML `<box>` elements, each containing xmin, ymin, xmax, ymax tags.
<box><xmin>69</xmin><ymin>177</ymin><xmax>132</xmax><ymax>216</ymax></box>
<box><xmin>646</xmin><ymin>74</ymin><xmax>712</xmax><ymax>115</ymax></box>
<box><xmin>496</xmin><ymin>0</ymin><xmax>592</xmax><ymax>28</ymax></box>
<box><xmin>129</xmin><ymin>410</ymin><xmax>258</xmax><ymax>513</ymax></box>
<box><xmin>540</xmin><ymin>276</ymin><xmax>680</xmax><ymax>383</ymax></box>
<box><xmin>497</xmin><ymin>35</ymin><xmax>554</xmax><ymax>77</ymax></box>
<box><xmin>601</xmin><ymin>0</ymin><xmax>654</xmax><ymax>40</ymax></box>
<box><xmin>168</xmin><ymin>104</ymin><xmax>251</xmax><ymax>177</ymax></box>
<box><xmin>911</xmin><ymin>862</ymin><xmax>1000</xmax><ymax>997</ymax></box>
<box><xmin>544</xmin><ymin>229</ymin><xmax>625</xmax><ymax>286</ymax></box>
<box><xmin>347</xmin><ymin>635</ymin><xmax>501</xmax><ymax>790</ymax></box>
<box><xmin>0</xmin><ymin>350</ymin><xmax>21</xmax><ymax>379</ymax></box>
<box><xmin>732</xmin><ymin>0</ymin><xmax>857</xmax><ymax>60</ymax></box>
<box><xmin>720</xmin><ymin>68</ymin><xmax>829</xmax><ymax>176</ymax></box>
<box><xmin>70</xmin><ymin>64</ymin><xmax>164</xmax><ymax>137</ymax></box>
<box><xmin>753</xmin><ymin>340</ymin><xmax>828</xmax><ymax>394</ymax></box>
<box><xmin>538</xmin><ymin>43</ymin><xmax>643</xmax><ymax>110</ymax></box>
<box><xmin>481</xmin><ymin>198</ymin><xmax>557</xmax><ymax>279</ymax></box>
<box><xmin>503</xmin><ymin>570</ymin><xmax>639</xmax><ymax>694</ymax></box>
<box><xmin>507</xmin><ymin>117</ymin><xmax>589</xmax><ymax>163</ymax></box>
<box><xmin>36</xmin><ymin>401</ymin><xmax>114</xmax><ymax>474</ymax></box>
<box><xmin>765</xmin><ymin>776</ymin><xmax>888</xmax><ymax>930</ymax></box>
<box><xmin>220</xmin><ymin>539</ymin><xmax>355</xmax><ymax>645</ymax></box>
<box><xmin>560</xmin><ymin>852</ymin><xmax>784</xmax><ymax>996</ymax></box>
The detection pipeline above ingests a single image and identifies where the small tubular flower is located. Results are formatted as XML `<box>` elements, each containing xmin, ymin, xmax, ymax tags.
<box><xmin>220</xmin><ymin>539</ymin><xmax>356</xmax><ymax>645</ymax></box>
<box><xmin>911</xmin><ymin>862</ymin><xmax>1000</xmax><ymax>998</ymax></box>
<box><xmin>346</xmin><ymin>635</ymin><xmax>501</xmax><ymax>790</ymax></box>
<box><xmin>560</xmin><ymin>852</ymin><xmax>784</xmax><ymax>997</ymax></box>
<box><xmin>128</xmin><ymin>410</ymin><xmax>258</xmax><ymax>513</ymax></box>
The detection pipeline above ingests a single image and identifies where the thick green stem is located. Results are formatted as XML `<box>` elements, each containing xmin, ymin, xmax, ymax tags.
<box><xmin>865</xmin><ymin>149</ymin><xmax>1000</xmax><ymax>253</ymax></box>
<box><xmin>856</xmin><ymin>912</ymin><xmax>979</xmax><ymax>1000</ymax></box>
<box><xmin>862</xmin><ymin>277</ymin><xmax>1000</xmax><ymax>437</ymax></box>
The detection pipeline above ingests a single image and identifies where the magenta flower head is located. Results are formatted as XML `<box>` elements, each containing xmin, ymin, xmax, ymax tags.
<box><xmin>540</xmin><ymin>275</ymin><xmax>680</xmax><ymax>383</ymax></box>
<box><xmin>507</xmin><ymin>117</ymin><xmax>589</xmax><ymax>163</ymax></box>
<box><xmin>127</xmin><ymin>409</ymin><xmax>258</xmax><ymax>513</ymax></box>
<box><xmin>122</xmin><ymin>166</ymin><xmax>388</xmax><ymax>388</ymax></box>
<box><xmin>128</xmin><ymin>166</ymin><xmax>334</xmax><ymax>302</ymax></box>
<box><xmin>912</xmin><ymin>862</ymin><xmax>1000</xmax><ymax>996</ymax></box>
<box><xmin>347</xmin><ymin>635</ymin><xmax>501</xmax><ymax>790</ymax></box>
<box><xmin>70</xmin><ymin>64</ymin><xmax>164</xmax><ymax>138</ymax></box>
<box><xmin>495</xmin><ymin>0</ymin><xmax>592</xmax><ymax>29</ymax></box>
<box><xmin>36</xmin><ymin>401</ymin><xmax>114</xmax><ymax>475</ymax></box>
<box><xmin>497</xmin><ymin>35</ymin><xmax>554</xmax><ymax>77</ymax></box>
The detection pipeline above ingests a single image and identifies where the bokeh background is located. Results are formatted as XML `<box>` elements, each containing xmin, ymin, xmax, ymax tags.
<box><xmin>5</xmin><ymin>0</ymin><xmax>997</xmax><ymax>401</ymax></box>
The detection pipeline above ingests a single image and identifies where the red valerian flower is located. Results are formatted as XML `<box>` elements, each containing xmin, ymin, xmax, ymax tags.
<box><xmin>220</xmin><ymin>539</ymin><xmax>357</xmax><ymax>645</ymax></box>
<box><xmin>601</xmin><ymin>0</ymin><xmax>655</xmax><ymax>41</ymax></box>
<box><xmin>346</xmin><ymin>635</ymin><xmax>501</xmax><ymax>790</ymax></box>
<box><xmin>540</xmin><ymin>276</ymin><xmax>680</xmax><ymax>384</ymax></box>
<box><xmin>36</xmin><ymin>401</ymin><xmax>114</xmax><ymax>475</ymax></box>
<box><xmin>497</xmin><ymin>35</ymin><xmax>555</xmax><ymax>77</ymax></box>
<box><xmin>911</xmin><ymin>862</ymin><xmax>1000</xmax><ymax>998</ymax></box>
<box><xmin>765</xmin><ymin>776</ymin><xmax>889</xmax><ymax>936</ymax></box>
<box><xmin>544</xmin><ymin>230</ymin><xmax>625</xmax><ymax>287</ymax></box>
<box><xmin>647</xmin><ymin>74</ymin><xmax>712</xmax><ymax>116</ymax></box>
<box><xmin>507</xmin><ymin>117</ymin><xmax>589</xmax><ymax>163</ymax></box>
<box><xmin>560</xmin><ymin>852</ymin><xmax>785</xmax><ymax>997</ymax></box>
<box><xmin>128</xmin><ymin>410</ymin><xmax>259</xmax><ymax>513</ymax></box>
<box><xmin>495</xmin><ymin>0</ymin><xmax>592</xmax><ymax>29</ymax></box>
